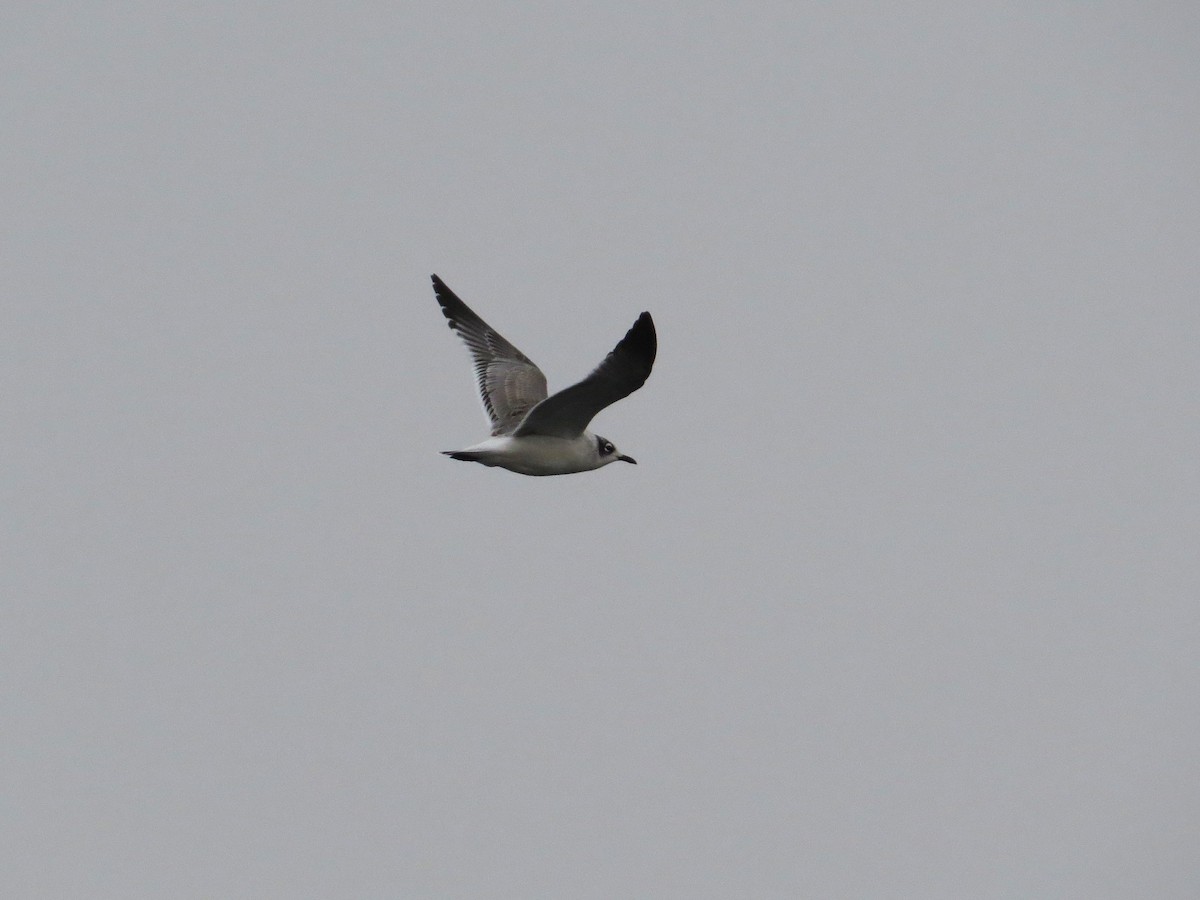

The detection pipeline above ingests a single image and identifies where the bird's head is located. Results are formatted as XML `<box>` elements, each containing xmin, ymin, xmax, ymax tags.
<box><xmin>595</xmin><ymin>434</ymin><xmax>636</xmax><ymax>467</ymax></box>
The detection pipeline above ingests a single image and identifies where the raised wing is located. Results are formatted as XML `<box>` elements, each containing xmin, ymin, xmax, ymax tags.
<box><xmin>432</xmin><ymin>274</ymin><xmax>549</xmax><ymax>436</ymax></box>
<box><xmin>514</xmin><ymin>311</ymin><xmax>655</xmax><ymax>439</ymax></box>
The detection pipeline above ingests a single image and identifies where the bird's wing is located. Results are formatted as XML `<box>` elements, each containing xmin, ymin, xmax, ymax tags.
<box><xmin>514</xmin><ymin>311</ymin><xmax>655</xmax><ymax>439</ymax></box>
<box><xmin>432</xmin><ymin>274</ymin><xmax>549</xmax><ymax>436</ymax></box>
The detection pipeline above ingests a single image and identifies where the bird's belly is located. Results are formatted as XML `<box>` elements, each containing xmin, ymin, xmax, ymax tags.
<box><xmin>469</xmin><ymin>435</ymin><xmax>596</xmax><ymax>476</ymax></box>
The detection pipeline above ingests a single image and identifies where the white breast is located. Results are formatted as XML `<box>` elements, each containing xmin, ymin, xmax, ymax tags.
<box><xmin>460</xmin><ymin>433</ymin><xmax>601</xmax><ymax>476</ymax></box>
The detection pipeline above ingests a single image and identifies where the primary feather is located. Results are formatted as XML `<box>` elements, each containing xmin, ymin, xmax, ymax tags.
<box><xmin>513</xmin><ymin>312</ymin><xmax>656</xmax><ymax>438</ymax></box>
<box><xmin>432</xmin><ymin>274</ymin><xmax>549</xmax><ymax>436</ymax></box>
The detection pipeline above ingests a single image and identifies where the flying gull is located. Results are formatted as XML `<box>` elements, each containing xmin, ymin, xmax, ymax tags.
<box><xmin>431</xmin><ymin>274</ymin><xmax>656</xmax><ymax>476</ymax></box>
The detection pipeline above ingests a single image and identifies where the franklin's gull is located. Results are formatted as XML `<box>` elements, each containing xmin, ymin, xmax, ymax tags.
<box><xmin>431</xmin><ymin>274</ymin><xmax>656</xmax><ymax>476</ymax></box>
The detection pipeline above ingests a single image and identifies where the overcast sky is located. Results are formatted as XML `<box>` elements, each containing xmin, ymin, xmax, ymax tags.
<box><xmin>3</xmin><ymin>3</ymin><xmax>1198</xmax><ymax>897</ymax></box>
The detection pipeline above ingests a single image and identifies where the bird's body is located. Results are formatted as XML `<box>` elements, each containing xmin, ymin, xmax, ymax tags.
<box><xmin>442</xmin><ymin>433</ymin><xmax>614</xmax><ymax>477</ymax></box>
<box><xmin>430</xmin><ymin>274</ymin><xmax>656</xmax><ymax>476</ymax></box>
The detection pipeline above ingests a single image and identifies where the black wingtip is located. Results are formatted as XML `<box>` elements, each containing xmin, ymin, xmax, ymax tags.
<box><xmin>430</xmin><ymin>274</ymin><xmax>462</xmax><ymax>327</ymax></box>
<box><xmin>431</xmin><ymin>274</ymin><xmax>454</xmax><ymax>301</ymax></box>
<box><xmin>622</xmin><ymin>311</ymin><xmax>657</xmax><ymax>369</ymax></box>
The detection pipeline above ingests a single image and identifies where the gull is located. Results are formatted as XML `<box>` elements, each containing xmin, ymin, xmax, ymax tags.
<box><xmin>431</xmin><ymin>274</ymin><xmax>656</xmax><ymax>476</ymax></box>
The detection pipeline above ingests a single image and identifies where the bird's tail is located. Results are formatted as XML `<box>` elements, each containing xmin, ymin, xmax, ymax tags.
<box><xmin>441</xmin><ymin>450</ymin><xmax>485</xmax><ymax>462</ymax></box>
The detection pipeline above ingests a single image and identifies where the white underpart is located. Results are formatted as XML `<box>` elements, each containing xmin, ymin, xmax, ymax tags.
<box><xmin>454</xmin><ymin>433</ymin><xmax>608</xmax><ymax>476</ymax></box>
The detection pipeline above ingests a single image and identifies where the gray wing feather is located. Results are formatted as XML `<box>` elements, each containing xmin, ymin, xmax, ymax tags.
<box><xmin>514</xmin><ymin>311</ymin><xmax>656</xmax><ymax>439</ymax></box>
<box><xmin>432</xmin><ymin>275</ymin><xmax>549</xmax><ymax>436</ymax></box>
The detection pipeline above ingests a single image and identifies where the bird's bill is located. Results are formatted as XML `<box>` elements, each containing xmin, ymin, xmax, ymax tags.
<box><xmin>617</xmin><ymin>454</ymin><xmax>637</xmax><ymax>464</ymax></box>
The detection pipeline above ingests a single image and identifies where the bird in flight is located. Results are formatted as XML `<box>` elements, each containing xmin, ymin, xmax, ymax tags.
<box><xmin>431</xmin><ymin>274</ymin><xmax>656</xmax><ymax>476</ymax></box>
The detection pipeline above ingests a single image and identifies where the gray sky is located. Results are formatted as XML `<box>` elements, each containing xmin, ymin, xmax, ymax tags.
<box><xmin>3</xmin><ymin>3</ymin><xmax>1198</xmax><ymax>897</ymax></box>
